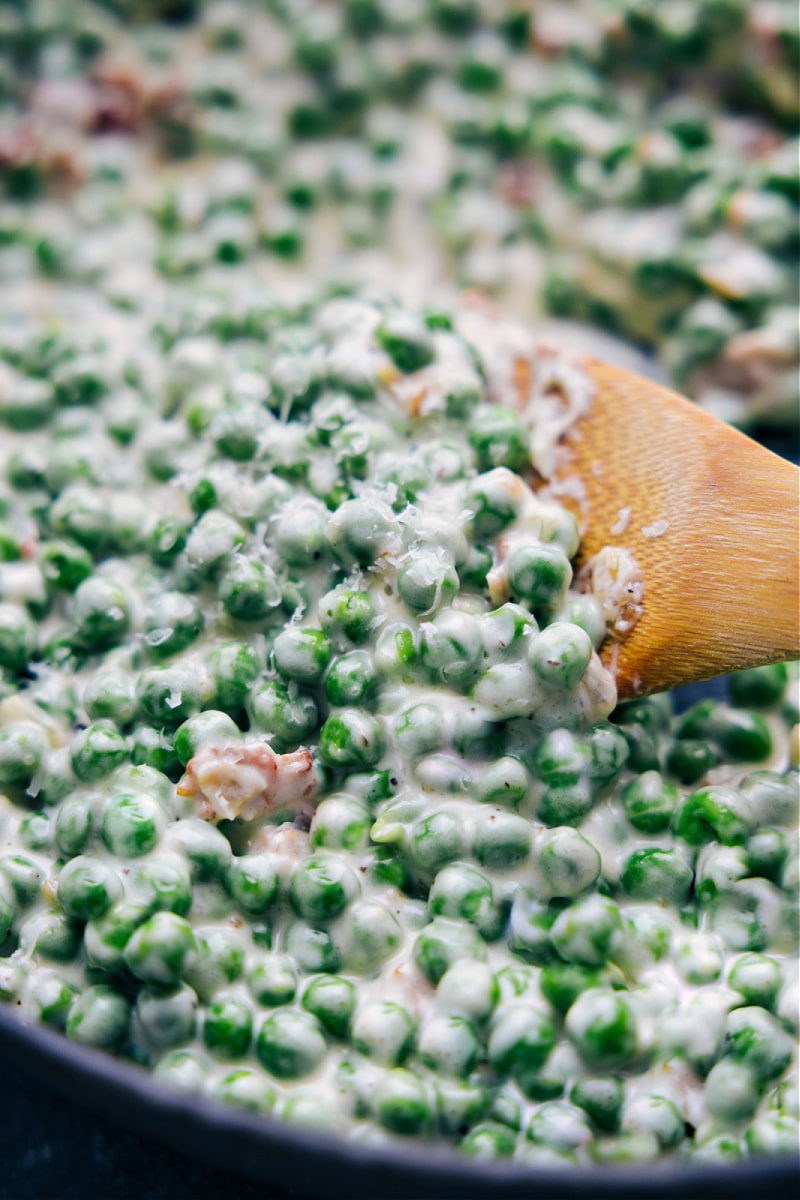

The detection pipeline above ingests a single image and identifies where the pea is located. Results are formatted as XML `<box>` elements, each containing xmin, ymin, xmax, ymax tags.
<box><xmin>565</xmin><ymin>989</ymin><xmax>638</xmax><ymax>1070</ymax></box>
<box><xmin>242</xmin><ymin>950</ymin><xmax>294</xmax><ymax>1004</ymax></box>
<box><xmin>375</xmin><ymin>312</ymin><xmax>434</xmax><ymax>373</ymax></box>
<box><xmin>153</xmin><ymin>1050</ymin><xmax>209</xmax><ymax>1093</ymax></box>
<box><xmin>203</xmin><ymin>994</ymin><xmax>254</xmax><ymax>1059</ymax></box>
<box><xmin>71</xmin><ymin>722</ymin><xmax>129</xmax><ymax>782</ymax></box>
<box><xmin>184</xmin><ymin>927</ymin><xmax>245</xmax><ymax>1002</ymax></box>
<box><xmin>83</xmin><ymin>672</ymin><xmax>136</xmax><ymax>726</ymax></box>
<box><xmin>205</xmin><ymin>641</ymin><xmax>261</xmax><ymax>711</ymax></box>
<box><xmin>319</xmin><ymin>709</ymin><xmax>385</xmax><ymax>769</ymax></box>
<box><xmin>256</xmin><ymin>1009</ymin><xmax>327</xmax><ymax>1080</ymax></box>
<box><xmin>620</xmin><ymin>848</ymin><xmax>694</xmax><ymax>905</ymax></box>
<box><xmin>429</xmin><ymin>862</ymin><xmax>503</xmax><ymax>940</ymax></box>
<box><xmin>123</xmin><ymin>912</ymin><xmax>196</xmax><ymax>986</ymax></box>
<box><xmin>414</xmin><ymin>917</ymin><xmax>487</xmax><ymax>985</ymax></box>
<box><xmin>273</xmin><ymin>625</ymin><xmax>332</xmax><ymax>685</ymax></box>
<box><xmin>301</xmin><ymin>975</ymin><xmax>356</xmax><ymax>1039</ymax></box>
<box><xmin>460</xmin><ymin>1122</ymin><xmax>517</xmax><ymax>1159</ymax></box>
<box><xmin>621</xmin><ymin>771</ymin><xmax>678</xmax><ymax>832</ymax></box>
<box><xmin>398</xmin><ymin>552</ymin><xmax>459</xmax><ymax>614</ymax></box>
<box><xmin>28</xmin><ymin>972</ymin><xmax>79</xmax><ymax>1030</ymax></box>
<box><xmin>534</xmin><ymin>827</ymin><xmax>601</xmax><ymax>898</ymax></box>
<box><xmin>310</xmin><ymin>795</ymin><xmax>371</xmax><ymax>851</ymax></box>
<box><xmin>0</xmin><ymin>853</ymin><xmax>44</xmax><ymax>906</ymax></box>
<box><xmin>248</xmin><ymin>679</ymin><xmax>318</xmax><ymax>750</ymax></box>
<box><xmin>226</xmin><ymin>854</ymin><xmax>279</xmax><ymax>915</ymax></box>
<box><xmin>66</xmin><ymin>985</ymin><xmax>129</xmax><ymax>1049</ymax></box>
<box><xmin>290</xmin><ymin>854</ymin><xmax>360</xmax><ymax>923</ymax></box>
<box><xmin>185</xmin><ymin>510</ymin><xmax>245</xmax><ymax>575</ymax></box>
<box><xmin>285</xmin><ymin>921</ymin><xmax>341</xmax><ymax>975</ymax></box>
<box><xmin>339</xmin><ymin>899</ymin><xmax>402</xmax><ymax>974</ymax></box>
<box><xmin>70</xmin><ymin>577</ymin><xmax>130</xmax><ymax>648</ymax></box>
<box><xmin>488</xmin><ymin>1005</ymin><xmax>557</xmax><ymax>1090</ymax></box>
<box><xmin>136</xmin><ymin>662</ymin><xmax>213</xmax><ymax>727</ymax></box>
<box><xmin>373</xmin><ymin>1069</ymin><xmax>431</xmax><ymax>1136</ymax></box>
<box><xmin>675</xmin><ymin>784</ymin><xmax>753</xmax><ymax>846</ymax></box>
<box><xmin>318</xmin><ymin>586</ymin><xmax>378</xmax><ymax>646</ymax></box>
<box><xmin>729</xmin><ymin>953</ymin><xmax>782</xmax><ymax>1009</ymax></box>
<box><xmin>0</xmin><ymin>722</ymin><xmax>49</xmax><ymax>787</ymax></box>
<box><xmin>212</xmin><ymin>1070</ymin><xmax>277</xmax><ymax>1116</ymax></box>
<box><xmin>569</xmin><ymin>1075</ymin><xmax>625</xmax><ymax>1132</ymax></box>
<box><xmin>468</xmin><ymin>405</ymin><xmax>530</xmax><ymax>472</ymax></box>
<box><xmin>57</xmin><ymin>855</ymin><xmax>122</xmax><ymax>922</ymax></box>
<box><xmin>219</xmin><ymin>555</ymin><xmax>282</xmax><ymax>622</ymax></box>
<box><xmin>0</xmin><ymin>603</ymin><xmax>37</xmax><ymax>672</ymax></box>
<box><xmin>133</xmin><ymin>857</ymin><xmax>192</xmax><ymax>917</ymax></box>
<box><xmin>39</xmin><ymin>540</ymin><xmax>94</xmax><ymax>592</ymax></box>
<box><xmin>143</xmin><ymin>592</ymin><xmax>205</xmax><ymax>659</ymax></box>
<box><xmin>102</xmin><ymin>792</ymin><xmax>164</xmax><ymax>858</ymax></box>
<box><xmin>173</xmin><ymin>710</ymin><xmax>240</xmax><ymax>767</ymax></box>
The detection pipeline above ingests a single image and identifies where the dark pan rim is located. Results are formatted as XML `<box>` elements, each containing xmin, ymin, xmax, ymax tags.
<box><xmin>1</xmin><ymin>1005</ymin><xmax>798</xmax><ymax>1200</ymax></box>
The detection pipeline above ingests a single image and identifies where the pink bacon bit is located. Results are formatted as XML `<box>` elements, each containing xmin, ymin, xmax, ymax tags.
<box><xmin>176</xmin><ymin>741</ymin><xmax>320</xmax><ymax>824</ymax></box>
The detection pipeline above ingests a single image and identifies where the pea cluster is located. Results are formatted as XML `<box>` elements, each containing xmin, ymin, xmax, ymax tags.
<box><xmin>0</xmin><ymin>0</ymin><xmax>797</xmax><ymax>430</ymax></box>
<box><xmin>0</xmin><ymin>279</ymin><xmax>798</xmax><ymax>1165</ymax></box>
<box><xmin>0</xmin><ymin>0</ymin><xmax>797</xmax><ymax>1174</ymax></box>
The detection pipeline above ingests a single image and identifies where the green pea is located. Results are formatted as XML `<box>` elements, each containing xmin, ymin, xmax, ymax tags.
<box><xmin>414</xmin><ymin>917</ymin><xmax>487</xmax><ymax>985</ymax></box>
<box><xmin>70</xmin><ymin>577</ymin><xmax>130</xmax><ymax>648</ymax></box>
<box><xmin>534</xmin><ymin>827</ymin><xmax>601</xmax><ymax>898</ymax></box>
<box><xmin>460</xmin><ymin>1121</ymin><xmax>517</xmax><ymax>1159</ymax></box>
<box><xmin>375</xmin><ymin>312</ymin><xmax>434</xmax><ymax>373</ymax></box>
<box><xmin>290</xmin><ymin>854</ymin><xmax>359</xmax><ymax>923</ymax></box>
<box><xmin>285</xmin><ymin>921</ymin><xmax>341</xmax><ymax>974</ymax></box>
<box><xmin>468</xmin><ymin>404</ymin><xmax>530</xmax><ymax>472</ymax></box>
<box><xmin>550</xmin><ymin>894</ymin><xmax>622</xmax><ymax>967</ymax></box>
<box><xmin>137</xmin><ymin>662</ymin><xmax>213</xmax><ymax>726</ymax></box>
<box><xmin>212</xmin><ymin>1069</ymin><xmax>277</xmax><ymax>1115</ymax></box>
<box><xmin>143</xmin><ymin>592</ymin><xmax>205</xmax><ymax>659</ymax></box>
<box><xmin>133</xmin><ymin>856</ymin><xmax>192</xmax><ymax>917</ymax></box>
<box><xmin>727</xmin><ymin>1006</ymin><xmax>793</xmax><ymax>1082</ymax></box>
<box><xmin>621</xmin><ymin>771</ymin><xmax>678</xmax><ymax>832</ymax></box>
<box><xmin>728</xmin><ymin>663</ymin><xmax>788</xmax><ymax>709</ymax></box>
<box><xmin>318</xmin><ymin>586</ymin><xmax>378</xmax><ymax>648</ymax></box>
<box><xmin>338</xmin><ymin>899</ymin><xmax>402</xmax><ymax>974</ymax></box>
<box><xmin>705</xmin><ymin>1058</ymin><xmax>761</xmax><ymax>1122</ymax></box>
<box><xmin>184</xmin><ymin>926</ymin><xmax>245</xmax><ymax>1001</ymax></box>
<box><xmin>226</xmin><ymin>854</ymin><xmax>279</xmax><ymax>915</ymax></box>
<box><xmin>0</xmin><ymin>722</ymin><xmax>49</xmax><ymax>787</ymax></box>
<box><xmin>256</xmin><ymin>1009</ymin><xmax>327</xmax><ymax>1079</ymax></box>
<box><xmin>465</xmin><ymin>468</ymin><xmax>521</xmax><ymax>537</ymax></box>
<box><xmin>620</xmin><ymin>848</ymin><xmax>694</xmax><ymax>905</ymax></box>
<box><xmin>219</xmin><ymin>555</ymin><xmax>282</xmax><ymax>622</ymax></box>
<box><xmin>39</xmin><ymin>540</ymin><xmax>94</xmax><ymax>592</ymax></box>
<box><xmin>436</xmin><ymin>959</ymin><xmax>499</xmax><ymax>1023</ymax></box>
<box><xmin>419</xmin><ymin>1013</ymin><xmax>481</xmax><ymax>1076</ymax></box>
<box><xmin>203</xmin><ymin>994</ymin><xmax>254</xmax><ymax>1059</ymax></box>
<box><xmin>527</xmin><ymin>624</ymin><xmax>592</xmax><ymax>693</ymax></box>
<box><xmin>565</xmin><ymin>989</ymin><xmax>638</xmax><ymax>1069</ymax></box>
<box><xmin>148</xmin><ymin>515</ymin><xmax>191</xmax><ymax>567</ymax></box>
<box><xmin>18</xmin><ymin>810</ymin><xmax>52</xmax><ymax>853</ymax></box>
<box><xmin>246</xmin><ymin>953</ymin><xmax>296</xmax><ymax>1006</ymax></box>
<box><xmin>273</xmin><ymin>498</ymin><xmax>330</xmax><ymax>567</ymax></box>
<box><xmin>123</xmin><ymin>912</ymin><xmax>196</xmax><ymax>985</ymax></box>
<box><xmin>71</xmin><ymin>722</ymin><xmax>129</xmax><ymax>782</ymax></box>
<box><xmin>745</xmin><ymin>1115</ymin><xmax>800</xmax><ymax>1158</ymax></box>
<box><xmin>675</xmin><ymin>785</ymin><xmax>753</xmax><ymax>846</ymax></box>
<box><xmin>301</xmin><ymin>974</ymin><xmax>356</xmax><ymax>1039</ymax></box>
<box><xmin>28</xmin><ymin>971</ymin><xmax>79</xmax><ymax>1030</ymax></box>
<box><xmin>621</xmin><ymin>1095</ymin><xmax>684</xmax><ymax>1149</ymax></box>
<box><xmin>273</xmin><ymin>625</ymin><xmax>332</xmax><ymax>685</ymax></box>
<box><xmin>664</xmin><ymin>738</ymin><xmax>719</xmax><ymax>784</ymax></box>
<box><xmin>420</xmin><ymin>610</ymin><xmax>483</xmax><ymax>690</ymax></box>
<box><xmin>326</xmin><ymin>496</ymin><xmax>400</xmax><ymax>568</ymax></box>
<box><xmin>310</xmin><ymin>795</ymin><xmax>371</xmax><ymax>851</ymax></box>
<box><xmin>0</xmin><ymin>603</ymin><xmax>37</xmax><ymax>672</ymax></box>
<box><xmin>102</xmin><ymin>791</ymin><xmax>163</xmax><ymax>858</ymax></box>
<box><xmin>469</xmin><ymin>757</ymin><xmax>530</xmax><ymax>807</ymax></box>
<box><xmin>50</xmin><ymin>487</ymin><xmax>109</xmax><ymax>554</ymax></box>
<box><xmin>205</xmin><ymin>641</ymin><xmax>261</xmax><ymax>711</ymax></box>
<box><xmin>173</xmin><ymin>710</ymin><xmax>240</xmax><ymax>766</ymax></box>
<box><xmin>409</xmin><ymin>811</ymin><xmax>467</xmax><ymax>875</ymax></box>
<box><xmin>83</xmin><ymin>671</ymin><xmax>136</xmax><ymax>726</ymax></box>
<box><xmin>488</xmin><ymin>1004</ymin><xmax>557</xmax><ymax>1089</ymax></box>
<box><xmin>398</xmin><ymin>551</ymin><xmax>459</xmax><ymax>614</ymax></box>
<box><xmin>58</xmin><ymin>855</ymin><xmax>122</xmax><ymax>921</ymax></box>
<box><xmin>373</xmin><ymin>1068</ymin><xmax>431</xmax><ymax>1136</ymax></box>
<box><xmin>185</xmin><ymin>509</ymin><xmax>245</xmax><ymax>575</ymax></box>
<box><xmin>569</xmin><ymin>1075</ymin><xmax>625</xmax><ymax>1132</ymax></box>
<box><xmin>0</xmin><ymin>853</ymin><xmax>44</xmax><ymax>905</ymax></box>
<box><xmin>248</xmin><ymin>679</ymin><xmax>318</xmax><ymax>750</ymax></box>
<box><xmin>429</xmin><ymin>862</ymin><xmax>503</xmax><ymax>940</ymax></box>
<box><xmin>319</xmin><ymin>708</ymin><xmax>385</xmax><ymax>769</ymax></box>
<box><xmin>729</xmin><ymin>953</ymin><xmax>782</xmax><ymax>1009</ymax></box>
<box><xmin>66</xmin><ymin>985</ymin><xmax>129</xmax><ymax>1049</ymax></box>
<box><xmin>153</xmin><ymin>1049</ymin><xmax>209</xmax><ymax>1093</ymax></box>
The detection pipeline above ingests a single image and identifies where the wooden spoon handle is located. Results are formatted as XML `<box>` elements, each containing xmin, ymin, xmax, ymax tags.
<box><xmin>556</xmin><ymin>360</ymin><xmax>800</xmax><ymax>699</ymax></box>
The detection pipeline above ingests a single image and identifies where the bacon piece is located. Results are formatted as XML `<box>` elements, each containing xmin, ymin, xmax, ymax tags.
<box><xmin>177</xmin><ymin>740</ymin><xmax>320</xmax><ymax>823</ymax></box>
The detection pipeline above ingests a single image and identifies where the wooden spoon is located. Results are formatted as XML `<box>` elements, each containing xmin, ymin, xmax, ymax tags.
<box><xmin>550</xmin><ymin>359</ymin><xmax>800</xmax><ymax>701</ymax></box>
